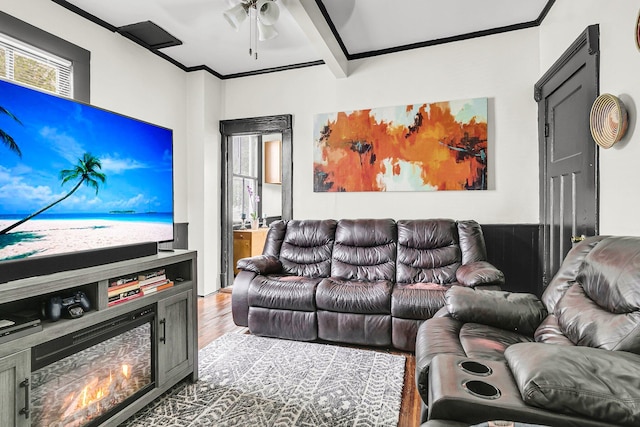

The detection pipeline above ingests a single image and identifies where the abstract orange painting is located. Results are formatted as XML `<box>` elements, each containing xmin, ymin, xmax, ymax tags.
<box><xmin>313</xmin><ymin>98</ymin><xmax>488</xmax><ymax>192</ymax></box>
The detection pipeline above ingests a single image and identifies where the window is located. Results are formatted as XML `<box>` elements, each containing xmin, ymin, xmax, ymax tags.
<box><xmin>0</xmin><ymin>11</ymin><xmax>90</xmax><ymax>102</ymax></box>
<box><xmin>232</xmin><ymin>135</ymin><xmax>260</xmax><ymax>223</ymax></box>
<box><xmin>0</xmin><ymin>33</ymin><xmax>73</xmax><ymax>97</ymax></box>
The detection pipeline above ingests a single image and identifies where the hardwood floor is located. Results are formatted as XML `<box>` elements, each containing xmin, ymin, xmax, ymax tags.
<box><xmin>197</xmin><ymin>292</ymin><xmax>422</xmax><ymax>427</ymax></box>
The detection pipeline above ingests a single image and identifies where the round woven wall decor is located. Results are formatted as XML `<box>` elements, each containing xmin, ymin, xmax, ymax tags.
<box><xmin>589</xmin><ymin>93</ymin><xmax>629</xmax><ymax>149</ymax></box>
<box><xmin>636</xmin><ymin>10</ymin><xmax>640</xmax><ymax>50</ymax></box>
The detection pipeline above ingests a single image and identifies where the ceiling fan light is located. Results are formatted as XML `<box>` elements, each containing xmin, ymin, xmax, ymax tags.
<box><xmin>257</xmin><ymin>21</ymin><xmax>278</xmax><ymax>41</ymax></box>
<box><xmin>256</xmin><ymin>0</ymin><xmax>280</xmax><ymax>26</ymax></box>
<box><xmin>223</xmin><ymin>3</ymin><xmax>247</xmax><ymax>31</ymax></box>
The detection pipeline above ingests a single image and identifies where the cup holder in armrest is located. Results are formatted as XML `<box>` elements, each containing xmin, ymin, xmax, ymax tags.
<box><xmin>462</xmin><ymin>380</ymin><xmax>501</xmax><ymax>400</ymax></box>
<box><xmin>458</xmin><ymin>360</ymin><xmax>492</xmax><ymax>376</ymax></box>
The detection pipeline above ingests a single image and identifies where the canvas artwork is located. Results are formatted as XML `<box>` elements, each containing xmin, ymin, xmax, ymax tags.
<box><xmin>313</xmin><ymin>98</ymin><xmax>488</xmax><ymax>192</ymax></box>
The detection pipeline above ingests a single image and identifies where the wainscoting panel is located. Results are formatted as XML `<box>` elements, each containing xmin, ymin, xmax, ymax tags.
<box><xmin>481</xmin><ymin>224</ymin><xmax>543</xmax><ymax>296</ymax></box>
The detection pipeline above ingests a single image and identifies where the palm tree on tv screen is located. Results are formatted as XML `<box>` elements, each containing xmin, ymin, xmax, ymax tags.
<box><xmin>0</xmin><ymin>106</ymin><xmax>23</xmax><ymax>158</ymax></box>
<box><xmin>0</xmin><ymin>152</ymin><xmax>106</xmax><ymax>235</ymax></box>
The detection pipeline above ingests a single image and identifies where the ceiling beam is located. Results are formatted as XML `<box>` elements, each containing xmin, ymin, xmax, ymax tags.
<box><xmin>282</xmin><ymin>0</ymin><xmax>348</xmax><ymax>78</ymax></box>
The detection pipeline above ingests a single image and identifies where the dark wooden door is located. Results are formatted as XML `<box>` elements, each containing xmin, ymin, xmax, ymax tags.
<box><xmin>219</xmin><ymin>115</ymin><xmax>293</xmax><ymax>289</ymax></box>
<box><xmin>535</xmin><ymin>26</ymin><xmax>599</xmax><ymax>292</ymax></box>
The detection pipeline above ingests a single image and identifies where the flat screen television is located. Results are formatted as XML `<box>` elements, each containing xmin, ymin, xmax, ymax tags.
<box><xmin>0</xmin><ymin>78</ymin><xmax>174</xmax><ymax>283</ymax></box>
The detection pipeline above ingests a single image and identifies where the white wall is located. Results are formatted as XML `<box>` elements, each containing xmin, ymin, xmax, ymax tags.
<box><xmin>185</xmin><ymin>71</ymin><xmax>223</xmax><ymax>295</ymax></box>
<box><xmin>224</xmin><ymin>29</ymin><xmax>541</xmax><ymax>224</ymax></box>
<box><xmin>540</xmin><ymin>1</ymin><xmax>640</xmax><ymax>235</ymax></box>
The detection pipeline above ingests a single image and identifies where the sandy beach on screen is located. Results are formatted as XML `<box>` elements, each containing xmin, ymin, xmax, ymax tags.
<box><xmin>0</xmin><ymin>219</ymin><xmax>173</xmax><ymax>260</ymax></box>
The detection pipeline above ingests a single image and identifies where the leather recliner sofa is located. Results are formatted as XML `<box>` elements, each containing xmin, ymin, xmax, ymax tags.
<box><xmin>231</xmin><ymin>218</ymin><xmax>504</xmax><ymax>351</ymax></box>
<box><xmin>415</xmin><ymin>235</ymin><xmax>640</xmax><ymax>426</ymax></box>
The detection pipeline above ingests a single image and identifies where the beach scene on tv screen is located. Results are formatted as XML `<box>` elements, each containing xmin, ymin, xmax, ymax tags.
<box><xmin>0</xmin><ymin>80</ymin><xmax>173</xmax><ymax>262</ymax></box>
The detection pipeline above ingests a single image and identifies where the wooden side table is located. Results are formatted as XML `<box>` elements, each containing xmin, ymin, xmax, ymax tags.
<box><xmin>233</xmin><ymin>228</ymin><xmax>268</xmax><ymax>275</ymax></box>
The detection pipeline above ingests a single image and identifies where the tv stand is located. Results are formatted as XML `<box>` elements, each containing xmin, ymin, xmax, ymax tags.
<box><xmin>0</xmin><ymin>250</ymin><xmax>198</xmax><ymax>427</ymax></box>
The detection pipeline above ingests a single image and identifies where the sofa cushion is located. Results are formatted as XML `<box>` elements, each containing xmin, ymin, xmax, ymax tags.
<box><xmin>396</xmin><ymin>219</ymin><xmax>461</xmax><ymax>285</ymax></box>
<box><xmin>555</xmin><ymin>282</ymin><xmax>640</xmax><ymax>351</ymax></box>
<box><xmin>533</xmin><ymin>315</ymin><xmax>575</xmax><ymax>345</ymax></box>
<box><xmin>316</xmin><ymin>277</ymin><xmax>392</xmax><ymax>314</ymax></box>
<box><xmin>391</xmin><ymin>282</ymin><xmax>448</xmax><ymax>319</ymax></box>
<box><xmin>456</xmin><ymin>220</ymin><xmax>490</xmax><ymax>264</ymax></box>
<box><xmin>262</xmin><ymin>219</ymin><xmax>287</xmax><ymax>256</ymax></box>
<box><xmin>331</xmin><ymin>219</ymin><xmax>397</xmax><ymax>281</ymax></box>
<box><xmin>539</xmin><ymin>236</ymin><xmax>606</xmax><ymax>313</ymax></box>
<box><xmin>505</xmin><ymin>342</ymin><xmax>640</xmax><ymax>427</ymax></box>
<box><xmin>553</xmin><ymin>236</ymin><xmax>640</xmax><ymax>352</ymax></box>
<box><xmin>248</xmin><ymin>275</ymin><xmax>321</xmax><ymax>311</ymax></box>
<box><xmin>279</xmin><ymin>219</ymin><xmax>337</xmax><ymax>278</ymax></box>
<box><xmin>576</xmin><ymin>236</ymin><xmax>640</xmax><ymax>314</ymax></box>
<box><xmin>459</xmin><ymin>323</ymin><xmax>533</xmax><ymax>361</ymax></box>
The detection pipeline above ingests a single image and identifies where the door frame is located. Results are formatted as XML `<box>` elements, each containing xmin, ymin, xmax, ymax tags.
<box><xmin>534</xmin><ymin>25</ymin><xmax>600</xmax><ymax>291</ymax></box>
<box><xmin>219</xmin><ymin>114</ymin><xmax>293</xmax><ymax>289</ymax></box>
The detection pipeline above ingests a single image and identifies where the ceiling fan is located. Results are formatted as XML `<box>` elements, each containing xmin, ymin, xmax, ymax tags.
<box><xmin>223</xmin><ymin>0</ymin><xmax>280</xmax><ymax>59</ymax></box>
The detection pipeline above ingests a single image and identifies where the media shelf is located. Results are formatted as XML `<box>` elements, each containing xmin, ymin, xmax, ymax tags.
<box><xmin>0</xmin><ymin>249</ymin><xmax>198</xmax><ymax>427</ymax></box>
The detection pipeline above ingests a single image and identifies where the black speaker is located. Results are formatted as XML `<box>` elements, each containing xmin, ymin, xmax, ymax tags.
<box><xmin>173</xmin><ymin>222</ymin><xmax>189</xmax><ymax>249</ymax></box>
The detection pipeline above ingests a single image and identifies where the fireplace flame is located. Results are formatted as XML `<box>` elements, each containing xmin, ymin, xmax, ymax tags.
<box><xmin>62</xmin><ymin>363</ymin><xmax>132</xmax><ymax>420</ymax></box>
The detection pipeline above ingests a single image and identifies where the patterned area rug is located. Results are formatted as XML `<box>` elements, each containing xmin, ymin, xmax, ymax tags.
<box><xmin>122</xmin><ymin>333</ymin><xmax>405</xmax><ymax>426</ymax></box>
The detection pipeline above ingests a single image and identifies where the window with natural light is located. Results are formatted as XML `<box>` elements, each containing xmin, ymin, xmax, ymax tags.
<box><xmin>0</xmin><ymin>33</ymin><xmax>73</xmax><ymax>97</ymax></box>
<box><xmin>232</xmin><ymin>135</ymin><xmax>260</xmax><ymax>222</ymax></box>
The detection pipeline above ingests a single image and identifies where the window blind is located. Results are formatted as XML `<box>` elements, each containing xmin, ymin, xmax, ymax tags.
<box><xmin>0</xmin><ymin>33</ymin><xmax>73</xmax><ymax>98</ymax></box>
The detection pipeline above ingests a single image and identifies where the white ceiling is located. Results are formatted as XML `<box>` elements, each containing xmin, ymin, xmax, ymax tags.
<box><xmin>56</xmin><ymin>0</ymin><xmax>554</xmax><ymax>78</ymax></box>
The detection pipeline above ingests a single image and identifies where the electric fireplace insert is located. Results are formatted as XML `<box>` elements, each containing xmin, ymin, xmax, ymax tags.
<box><xmin>31</xmin><ymin>306</ymin><xmax>156</xmax><ymax>427</ymax></box>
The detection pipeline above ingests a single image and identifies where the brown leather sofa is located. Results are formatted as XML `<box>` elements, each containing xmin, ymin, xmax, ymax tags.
<box><xmin>231</xmin><ymin>218</ymin><xmax>504</xmax><ymax>351</ymax></box>
<box><xmin>416</xmin><ymin>235</ymin><xmax>640</xmax><ymax>426</ymax></box>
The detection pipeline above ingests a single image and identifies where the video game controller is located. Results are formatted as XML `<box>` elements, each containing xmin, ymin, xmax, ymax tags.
<box><xmin>46</xmin><ymin>291</ymin><xmax>91</xmax><ymax>322</ymax></box>
<box><xmin>74</xmin><ymin>290</ymin><xmax>91</xmax><ymax>312</ymax></box>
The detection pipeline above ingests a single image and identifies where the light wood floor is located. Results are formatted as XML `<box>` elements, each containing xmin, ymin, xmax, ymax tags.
<box><xmin>197</xmin><ymin>292</ymin><xmax>422</xmax><ymax>427</ymax></box>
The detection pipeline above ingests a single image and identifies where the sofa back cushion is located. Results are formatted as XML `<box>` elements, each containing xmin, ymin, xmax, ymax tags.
<box><xmin>279</xmin><ymin>220</ymin><xmax>337</xmax><ymax>278</ymax></box>
<box><xmin>457</xmin><ymin>220</ymin><xmax>489</xmax><ymax>264</ymax></box>
<box><xmin>396</xmin><ymin>219</ymin><xmax>461</xmax><ymax>284</ymax></box>
<box><xmin>263</xmin><ymin>220</ymin><xmax>287</xmax><ymax>256</ymax></box>
<box><xmin>554</xmin><ymin>236</ymin><xmax>640</xmax><ymax>352</ymax></box>
<box><xmin>331</xmin><ymin>219</ymin><xmax>397</xmax><ymax>281</ymax></box>
<box><xmin>540</xmin><ymin>235</ymin><xmax>606</xmax><ymax>314</ymax></box>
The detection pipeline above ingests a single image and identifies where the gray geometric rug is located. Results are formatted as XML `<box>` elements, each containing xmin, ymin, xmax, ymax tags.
<box><xmin>121</xmin><ymin>333</ymin><xmax>405</xmax><ymax>426</ymax></box>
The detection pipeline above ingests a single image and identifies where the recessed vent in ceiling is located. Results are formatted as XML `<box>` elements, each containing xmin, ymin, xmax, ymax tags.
<box><xmin>117</xmin><ymin>21</ymin><xmax>182</xmax><ymax>50</ymax></box>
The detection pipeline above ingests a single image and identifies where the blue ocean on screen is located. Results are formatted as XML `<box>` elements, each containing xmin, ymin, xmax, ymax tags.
<box><xmin>0</xmin><ymin>78</ymin><xmax>174</xmax><ymax>262</ymax></box>
<box><xmin>0</xmin><ymin>212</ymin><xmax>173</xmax><ymax>223</ymax></box>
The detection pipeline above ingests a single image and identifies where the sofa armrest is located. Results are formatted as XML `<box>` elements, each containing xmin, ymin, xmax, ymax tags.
<box><xmin>231</xmin><ymin>270</ymin><xmax>257</xmax><ymax>327</ymax></box>
<box><xmin>432</xmin><ymin>305</ymin><xmax>451</xmax><ymax>318</ymax></box>
<box><xmin>505</xmin><ymin>343</ymin><xmax>640</xmax><ymax>426</ymax></box>
<box><xmin>236</xmin><ymin>255</ymin><xmax>282</xmax><ymax>274</ymax></box>
<box><xmin>456</xmin><ymin>261</ymin><xmax>505</xmax><ymax>287</ymax></box>
<box><xmin>415</xmin><ymin>317</ymin><xmax>466</xmax><ymax>404</ymax></box>
<box><xmin>445</xmin><ymin>287</ymin><xmax>547</xmax><ymax>336</ymax></box>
